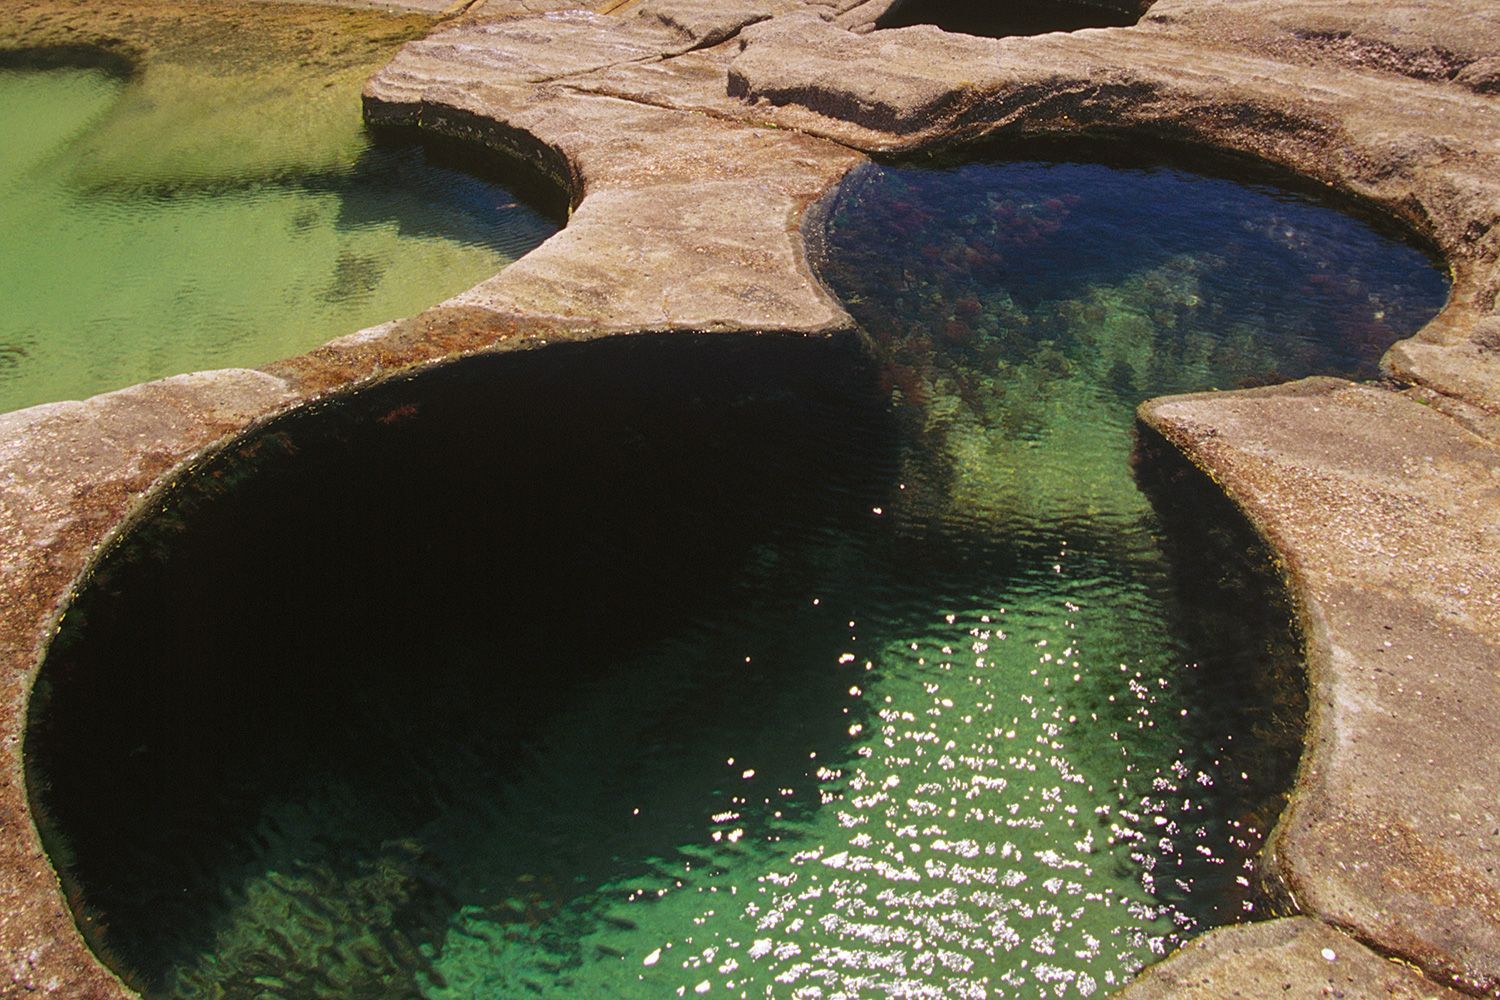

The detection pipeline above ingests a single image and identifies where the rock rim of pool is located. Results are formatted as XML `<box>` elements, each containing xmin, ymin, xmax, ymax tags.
<box><xmin>1</xmin><ymin>0</ymin><xmax>1498</xmax><ymax>996</ymax></box>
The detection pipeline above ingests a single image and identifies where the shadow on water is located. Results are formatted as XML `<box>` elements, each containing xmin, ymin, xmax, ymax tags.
<box><xmin>1131</xmin><ymin>427</ymin><xmax>1309</xmax><ymax>921</ymax></box>
<box><xmin>0</xmin><ymin>45</ymin><xmax>136</xmax><ymax>80</ymax></box>
<box><xmin>28</xmin><ymin>339</ymin><xmax>1318</xmax><ymax>997</ymax></box>
<box><xmin>0</xmin><ymin>65</ymin><xmax>562</xmax><ymax>414</ymax></box>
<box><xmin>27</xmin><ymin>333</ymin><xmax>896</xmax><ymax>997</ymax></box>
<box><xmin>316</xmin><ymin>137</ymin><xmax>567</xmax><ymax>262</ymax></box>
<box><xmin>315</xmin><ymin>133</ymin><xmax>569</xmax><ymax>248</ymax></box>
<box><xmin>876</xmin><ymin>0</ymin><xmax>1144</xmax><ymax>37</ymax></box>
<box><xmin>25</xmin><ymin>140</ymin><xmax>1450</xmax><ymax>997</ymax></box>
<box><xmin>86</xmin><ymin>130</ymin><xmax>567</xmax><ymax>233</ymax></box>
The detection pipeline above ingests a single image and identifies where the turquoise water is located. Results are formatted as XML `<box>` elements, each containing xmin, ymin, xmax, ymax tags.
<box><xmin>27</xmin><ymin>159</ymin><xmax>1447</xmax><ymax>999</ymax></box>
<box><xmin>0</xmin><ymin>68</ymin><xmax>556</xmax><ymax>414</ymax></box>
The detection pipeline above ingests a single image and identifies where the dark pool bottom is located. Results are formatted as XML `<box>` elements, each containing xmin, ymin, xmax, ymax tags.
<box><xmin>875</xmin><ymin>0</ymin><xmax>1139</xmax><ymax>37</ymax></box>
<box><xmin>26</xmin><ymin>159</ymin><xmax>1447</xmax><ymax>999</ymax></box>
<box><xmin>24</xmin><ymin>336</ymin><xmax>1290</xmax><ymax>999</ymax></box>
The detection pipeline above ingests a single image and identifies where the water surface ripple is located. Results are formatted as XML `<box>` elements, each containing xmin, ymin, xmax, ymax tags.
<box><xmin>0</xmin><ymin>67</ymin><xmax>556</xmax><ymax>413</ymax></box>
<box><xmin>26</xmin><ymin>159</ymin><xmax>1448</xmax><ymax>998</ymax></box>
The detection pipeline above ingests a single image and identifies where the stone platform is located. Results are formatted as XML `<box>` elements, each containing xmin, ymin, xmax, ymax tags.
<box><xmin>1</xmin><ymin>0</ymin><xmax>1497</xmax><ymax>995</ymax></box>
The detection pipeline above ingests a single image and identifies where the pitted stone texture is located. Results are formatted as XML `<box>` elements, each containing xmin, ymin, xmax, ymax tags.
<box><xmin>376</xmin><ymin>9</ymin><xmax>679</xmax><ymax>86</ymax></box>
<box><xmin>366</xmin><ymin>27</ymin><xmax>864</xmax><ymax>340</ymax></box>
<box><xmin>831</xmin><ymin>0</ymin><xmax>900</xmax><ymax>32</ymax></box>
<box><xmin>0</xmin><ymin>370</ymin><xmax>297</xmax><ymax>1000</ymax></box>
<box><xmin>561</xmin><ymin>41</ymin><xmax>751</xmax><ymax>118</ymax></box>
<box><xmin>728</xmin><ymin>14</ymin><xmax>1008</xmax><ymax>135</ymax></box>
<box><xmin>0</xmin><ymin>371</ymin><xmax>295</xmax><ymax>564</ymax></box>
<box><xmin>1459</xmin><ymin>56</ymin><xmax>1500</xmax><ymax>93</ymax></box>
<box><xmin>1387</xmin><ymin>334</ymin><xmax>1500</xmax><ymax>422</ymax></box>
<box><xmin>1141</xmin><ymin>378</ymin><xmax>1500</xmax><ymax>995</ymax></box>
<box><xmin>1144</xmin><ymin>0</ymin><xmax>1500</xmax><ymax>91</ymax></box>
<box><xmin>1122</xmin><ymin>916</ymin><xmax>1471</xmax><ymax>999</ymax></box>
<box><xmin>464</xmin><ymin>0</ymin><xmax>584</xmax><ymax>15</ymax></box>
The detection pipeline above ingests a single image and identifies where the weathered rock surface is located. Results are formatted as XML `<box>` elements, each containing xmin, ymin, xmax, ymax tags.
<box><xmin>2</xmin><ymin>0</ymin><xmax>1499</xmax><ymax>996</ymax></box>
<box><xmin>629</xmin><ymin>0</ymin><xmax>785</xmax><ymax>49</ymax></box>
<box><xmin>1140</xmin><ymin>378</ymin><xmax>1500</xmax><ymax>996</ymax></box>
<box><xmin>719</xmin><ymin>0</ymin><xmax>1500</xmax><ymax>415</ymax></box>
<box><xmin>362</xmin><ymin>7</ymin><xmax>865</xmax><ymax>335</ymax></box>
<box><xmin>1125</xmin><ymin>916</ymin><xmax>1473</xmax><ymax>999</ymax></box>
<box><xmin>1145</xmin><ymin>0</ymin><xmax>1500</xmax><ymax>93</ymax></box>
<box><xmin>0</xmin><ymin>372</ymin><xmax>297</xmax><ymax>1000</ymax></box>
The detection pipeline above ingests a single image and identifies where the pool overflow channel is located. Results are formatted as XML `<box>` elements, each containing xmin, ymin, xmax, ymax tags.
<box><xmin>24</xmin><ymin>145</ymin><xmax>1449</xmax><ymax>997</ymax></box>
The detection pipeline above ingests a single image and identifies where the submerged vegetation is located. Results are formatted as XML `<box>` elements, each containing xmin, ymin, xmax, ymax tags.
<box><xmin>818</xmin><ymin>157</ymin><xmax>1447</xmax><ymax>531</ymax></box>
<box><xmin>5</xmin><ymin>1</ymin><xmax>1453</xmax><ymax>990</ymax></box>
<box><xmin>1</xmin><ymin>0</ymin><xmax>433</xmax><ymax>188</ymax></box>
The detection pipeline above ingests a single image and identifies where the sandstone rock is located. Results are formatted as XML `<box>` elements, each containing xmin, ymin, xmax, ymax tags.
<box><xmin>1457</xmin><ymin>55</ymin><xmax>1500</xmax><ymax>93</ymax></box>
<box><xmin>1140</xmin><ymin>378</ymin><xmax>1500</xmax><ymax>996</ymax></box>
<box><xmin>1147</xmin><ymin>0</ymin><xmax>1500</xmax><ymax>83</ymax></box>
<box><xmin>728</xmin><ymin>15</ymin><xmax>1007</xmax><ymax>134</ymax></box>
<box><xmin>1123</xmin><ymin>916</ymin><xmax>1472</xmax><ymax>999</ymax></box>
<box><xmin>3</xmin><ymin>0</ymin><xmax>1500</xmax><ymax>996</ymax></box>
<box><xmin>379</xmin><ymin>9</ymin><xmax>677</xmax><ymax>86</ymax></box>
<box><xmin>1474</xmin><ymin>316</ymin><xmax>1500</xmax><ymax>353</ymax></box>
<box><xmin>630</xmin><ymin>0</ymin><xmax>783</xmax><ymax>49</ymax></box>
<box><xmin>0</xmin><ymin>370</ymin><xmax>297</xmax><ymax>1000</ymax></box>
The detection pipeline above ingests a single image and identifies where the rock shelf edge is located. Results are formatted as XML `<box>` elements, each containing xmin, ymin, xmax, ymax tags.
<box><xmin>2</xmin><ymin>0</ymin><xmax>1498</xmax><ymax>996</ymax></box>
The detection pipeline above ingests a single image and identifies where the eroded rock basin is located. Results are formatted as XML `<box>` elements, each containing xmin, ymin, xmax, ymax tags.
<box><xmin>2</xmin><ymin>0</ymin><xmax>1499</xmax><ymax>997</ymax></box>
<box><xmin>25</xmin><ymin>158</ymin><xmax>1450</xmax><ymax>997</ymax></box>
<box><xmin>28</xmin><ymin>333</ymin><xmax>1291</xmax><ymax>999</ymax></box>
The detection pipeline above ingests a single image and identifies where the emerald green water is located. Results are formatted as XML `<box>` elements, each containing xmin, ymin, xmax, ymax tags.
<box><xmin>0</xmin><ymin>68</ymin><xmax>555</xmax><ymax>414</ymax></box>
<box><xmin>27</xmin><ymin>158</ymin><xmax>1447</xmax><ymax>999</ymax></box>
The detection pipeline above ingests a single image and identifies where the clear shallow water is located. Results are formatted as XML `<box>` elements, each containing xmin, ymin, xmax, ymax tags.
<box><xmin>0</xmin><ymin>68</ymin><xmax>556</xmax><ymax>413</ymax></box>
<box><xmin>27</xmin><ymin>159</ymin><xmax>1447</xmax><ymax>999</ymax></box>
<box><xmin>818</xmin><ymin>158</ymin><xmax>1449</xmax><ymax>534</ymax></box>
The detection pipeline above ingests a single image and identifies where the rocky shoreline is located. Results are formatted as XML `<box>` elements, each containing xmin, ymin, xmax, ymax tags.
<box><xmin>2</xmin><ymin>0</ymin><xmax>1497</xmax><ymax>995</ymax></box>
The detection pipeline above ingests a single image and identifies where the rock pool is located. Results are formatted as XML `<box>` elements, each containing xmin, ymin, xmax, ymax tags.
<box><xmin>0</xmin><ymin>67</ymin><xmax>556</xmax><ymax>414</ymax></box>
<box><xmin>25</xmin><ymin>157</ymin><xmax>1449</xmax><ymax>998</ymax></box>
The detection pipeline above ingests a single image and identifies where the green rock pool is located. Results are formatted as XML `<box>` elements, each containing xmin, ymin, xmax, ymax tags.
<box><xmin>0</xmin><ymin>67</ymin><xmax>556</xmax><ymax>414</ymax></box>
<box><xmin>25</xmin><ymin>154</ymin><xmax>1448</xmax><ymax>998</ymax></box>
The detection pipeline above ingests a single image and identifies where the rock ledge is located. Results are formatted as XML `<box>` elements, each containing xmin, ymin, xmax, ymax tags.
<box><xmin>1</xmin><ymin>0</ymin><xmax>1498</xmax><ymax>996</ymax></box>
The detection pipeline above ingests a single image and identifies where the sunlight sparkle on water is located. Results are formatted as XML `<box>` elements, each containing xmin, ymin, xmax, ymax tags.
<box><xmin>25</xmin><ymin>158</ymin><xmax>1446</xmax><ymax>999</ymax></box>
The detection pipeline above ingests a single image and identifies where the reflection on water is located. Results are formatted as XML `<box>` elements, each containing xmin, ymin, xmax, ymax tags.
<box><xmin>0</xmin><ymin>68</ymin><xmax>556</xmax><ymax>413</ymax></box>
<box><xmin>26</xmin><ymin>157</ymin><xmax>1447</xmax><ymax>999</ymax></box>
